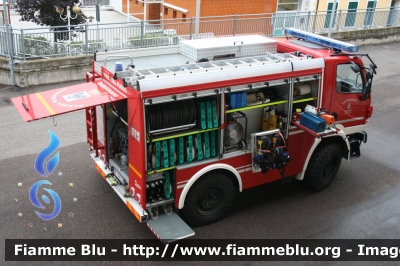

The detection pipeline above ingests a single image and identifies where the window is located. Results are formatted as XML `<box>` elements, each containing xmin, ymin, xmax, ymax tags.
<box><xmin>364</xmin><ymin>1</ymin><xmax>376</xmax><ymax>27</ymax></box>
<box><xmin>277</xmin><ymin>0</ymin><xmax>299</xmax><ymax>11</ymax></box>
<box><xmin>324</xmin><ymin>2</ymin><xmax>338</xmax><ymax>29</ymax></box>
<box><xmin>182</xmin><ymin>14</ymin><xmax>186</xmax><ymax>22</ymax></box>
<box><xmin>336</xmin><ymin>64</ymin><xmax>363</xmax><ymax>93</ymax></box>
<box><xmin>173</xmin><ymin>10</ymin><xmax>177</xmax><ymax>18</ymax></box>
<box><xmin>345</xmin><ymin>2</ymin><xmax>358</xmax><ymax>27</ymax></box>
<box><xmin>164</xmin><ymin>7</ymin><xmax>168</xmax><ymax>16</ymax></box>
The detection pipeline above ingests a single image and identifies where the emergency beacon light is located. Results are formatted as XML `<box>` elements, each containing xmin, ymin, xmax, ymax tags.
<box><xmin>284</xmin><ymin>28</ymin><xmax>359</xmax><ymax>53</ymax></box>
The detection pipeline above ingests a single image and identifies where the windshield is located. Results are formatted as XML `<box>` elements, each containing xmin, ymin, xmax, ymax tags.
<box><xmin>336</xmin><ymin>64</ymin><xmax>363</xmax><ymax>93</ymax></box>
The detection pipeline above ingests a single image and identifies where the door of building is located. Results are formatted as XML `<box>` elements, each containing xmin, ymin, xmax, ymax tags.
<box><xmin>324</xmin><ymin>2</ymin><xmax>338</xmax><ymax>29</ymax></box>
<box><xmin>345</xmin><ymin>2</ymin><xmax>359</xmax><ymax>27</ymax></box>
<box><xmin>364</xmin><ymin>1</ymin><xmax>377</xmax><ymax>27</ymax></box>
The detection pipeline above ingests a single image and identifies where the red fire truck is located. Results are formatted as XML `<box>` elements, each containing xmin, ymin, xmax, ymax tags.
<box><xmin>12</xmin><ymin>28</ymin><xmax>376</xmax><ymax>242</ymax></box>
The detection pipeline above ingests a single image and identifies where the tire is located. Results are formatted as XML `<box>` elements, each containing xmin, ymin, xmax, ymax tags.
<box><xmin>304</xmin><ymin>142</ymin><xmax>342</xmax><ymax>191</ymax></box>
<box><xmin>181</xmin><ymin>173</ymin><xmax>235</xmax><ymax>226</ymax></box>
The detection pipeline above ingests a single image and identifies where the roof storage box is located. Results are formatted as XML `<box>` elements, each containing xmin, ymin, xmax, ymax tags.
<box><xmin>180</xmin><ymin>35</ymin><xmax>277</xmax><ymax>61</ymax></box>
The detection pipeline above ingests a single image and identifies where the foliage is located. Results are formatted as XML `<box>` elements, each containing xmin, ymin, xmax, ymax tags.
<box><xmin>23</xmin><ymin>35</ymin><xmax>52</xmax><ymax>56</ymax></box>
<box><xmin>16</xmin><ymin>0</ymin><xmax>92</xmax><ymax>40</ymax></box>
<box><xmin>22</xmin><ymin>35</ymin><xmax>103</xmax><ymax>56</ymax></box>
<box><xmin>128</xmin><ymin>34</ymin><xmax>164</xmax><ymax>40</ymax></box>
<box><xmin>127</xmin><ymin>34</ymin><xmax>179</xmax><ymax>48</ymax></box>
<box><xmin>62</xmin><ymin>39</ymin><xmax>104</xmax><ymax>54</ymax></box>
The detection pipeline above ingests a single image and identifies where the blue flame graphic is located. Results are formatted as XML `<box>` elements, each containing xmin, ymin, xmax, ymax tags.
<box><xmin>29</xmin><ymin>180</ymin><xmax>62</xmax><ymax>221</ymax></box>
<box><xmin>34</xmin><ymin>130</ymin><xmax>60</xmax><ymax>177</ymax></box>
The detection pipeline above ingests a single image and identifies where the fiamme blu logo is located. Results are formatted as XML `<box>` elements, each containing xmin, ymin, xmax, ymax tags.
<box><xmin>29</xmin><ymin>130</ymin><xmax>62</xmax><ymax>221</ymax></box>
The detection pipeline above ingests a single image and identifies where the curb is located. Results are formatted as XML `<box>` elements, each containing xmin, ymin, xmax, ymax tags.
<box><xmin>0</xmin><ymin>84</ymin><xmax>12</xmax><ymax>90</ymax></box>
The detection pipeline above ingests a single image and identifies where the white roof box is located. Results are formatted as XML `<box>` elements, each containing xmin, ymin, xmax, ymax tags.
<box><xmin>180</xmin><ymin>35</ymin><xmax>277</xmax><ymax>61</ymax></box>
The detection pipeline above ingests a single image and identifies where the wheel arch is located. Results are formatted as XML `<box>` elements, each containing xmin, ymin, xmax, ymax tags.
<box><xmin>295</xmin><ymin>127</ymin><xmax>349</xmax><ymax>181</ymax></box>
<box><xmin>178</xmin><ymin>163</ymin><xmax>243</xmax><ymax>209</ymax></box>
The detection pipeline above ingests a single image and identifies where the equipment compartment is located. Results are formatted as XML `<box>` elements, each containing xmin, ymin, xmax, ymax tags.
<box><xmin>146</xmin><ymin>171</ymin><xmax>174</xmax><ymax>208</ymax></box>
<box><xmin>145</xmin><ymin>95</ymin><xmax>220</xmax><ymax>172</ymax></box>
<box><xmin>102</xmin><ymin>101</ymin><xmax>130</xmax><ymax>187</ymax></box>
<box><xmin>223</xmin><ymin>79</ymin><xmax>290</xmax><ymax>154</ymax></box>
<box><xmin>146</xmin><ymin>100</ymin><xmax>197</xmax><ymax>134</ymax></box>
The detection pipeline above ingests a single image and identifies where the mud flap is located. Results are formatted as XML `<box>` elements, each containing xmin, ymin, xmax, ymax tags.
<box><xmin>348</xmin><ymin>131</ymin><xmax>367</xmax><ymax>159</ymax></box>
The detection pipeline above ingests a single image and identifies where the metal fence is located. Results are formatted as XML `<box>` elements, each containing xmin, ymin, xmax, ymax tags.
<box><xmin>1</xmin><ymin>7</ymin><xmax>399</xmax><ymax>60</ymax></box>
<box><xmin>273</xmin><ymin>8</ymin><xmax>400</xmax><ymax>33</ymax></box>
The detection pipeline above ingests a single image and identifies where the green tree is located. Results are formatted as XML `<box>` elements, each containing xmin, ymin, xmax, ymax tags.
<box><xmin>16</xmin><ymin>0</ymin><xmax>91</xmax><ymax>40</ymax></box>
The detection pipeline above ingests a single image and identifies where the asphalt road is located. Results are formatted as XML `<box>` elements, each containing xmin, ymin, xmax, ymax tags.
<box><xmin>1</xmin><ymin>41</ymin><xmax>400</xmax><ymax>266</ymax></box>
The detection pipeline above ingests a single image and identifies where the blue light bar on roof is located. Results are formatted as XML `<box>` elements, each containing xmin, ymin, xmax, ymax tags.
<box><xmin>284</xmin><ymin>28</ymin><xmax>359</xmax><ymax>53</ymax></box>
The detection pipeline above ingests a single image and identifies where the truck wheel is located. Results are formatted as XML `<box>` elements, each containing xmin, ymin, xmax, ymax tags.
<box><xmin>304</xmin><ymin>143</ymin><xmax>342</xmax><ymax>191</ymax></box>
<box><xmin>181</xmin><ymin>173</ymin><xmax>235</xmax><ymax>226</ymax></box>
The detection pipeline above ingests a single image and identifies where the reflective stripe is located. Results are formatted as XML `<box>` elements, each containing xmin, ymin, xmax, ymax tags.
<box><xmin>336</xmin><ymin>117</ymin><xmax>364</xmax><ymax>124</ymax></box>
<box><xmin>129</xmin><ymin>163</ymin><xmax>142</xmax><ymax>179</ymax></box>
<box><xmin>126</xmin><ymin>200</ymin><xmax>141</xmax><ymax>222</ymax></box>
<box><xmin>95</xmin><ymin>164</ymin><xmax>107</xmax><ymax>178</ymax></box>
<box><xmin>36</xmin><ymin>93</ymin><xmax>55</xmax><ymax>115</ymax></box>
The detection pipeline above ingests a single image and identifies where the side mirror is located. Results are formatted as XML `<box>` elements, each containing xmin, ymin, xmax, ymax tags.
<box><xmin>370</xmin><ymin>63</ymin><xmax>377</xmax><ymax>74</ymax></box>
<box><xmin>366</xmin><ymin>71</ymin><xmax>372</xmax><ymax>81</ymax></box>
<box><xmin>360</xmin><ymin>69</ymin><xmax>373</xmax><ymax>101</ymax></box>
<box><xmin>349</xmin><ymin>61</ymin><xmax>360</xmax><ymax>73</ymax></box>
<box><xmin>361</xmin><ymin>81</ymin><xmax>371</xmax><ymax>100</ymax></box>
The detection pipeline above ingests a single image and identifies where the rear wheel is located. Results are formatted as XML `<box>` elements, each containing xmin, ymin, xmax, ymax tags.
<box><xmin>181</xmin><ymin>173</ymin><xmax>235</xmax><ymax>226</ymax></box>
<box><xmin>304</xmin><ymin>142</ymin><xmax>342</xmax><ymax>191</ymax></box>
